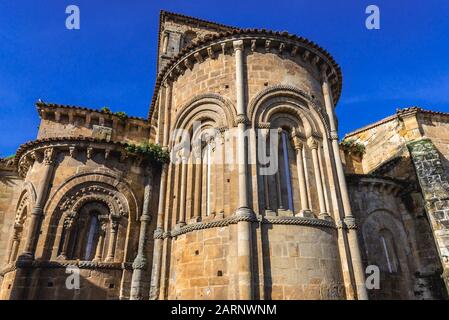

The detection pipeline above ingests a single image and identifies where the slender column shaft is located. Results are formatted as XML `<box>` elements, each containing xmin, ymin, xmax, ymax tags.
<box><xmin>193</xmin><ymin>153</ymin><xmax>202</xmax><ymax>221</ymax></box>
<box><xmin>7</xmin><ymin>228</ymin><xmax>21</xmax><ymax>263</ymax></box>
<box><xmin>233</xmin><ymin>39</ymin><xmax>253</xmax><ymax>300</ymax></box>
<box><xmin>178</xmin><ymin>157</ymin><xmax>188</xmax><ymax>225</ymax></box>
<box><xmin>94</xmin><ymin>228</ymin><xmax>106</xmax><ymax>261</ymax></box>
<box><xmin>149</xmin><ymin>166</ymin><xmax>167</xmax><ymax>300</ymax></box>
<box><xmin>275</xmin><ymin>130</ymin><xmax>284</xmax><ymax>210</ymax></box>
<box><xmin>322</xmin><ymin>73</ymin><xmax>368</xmax><ymax>300</ymax></box>
<box><xmin>309</xmin><ymin>139</ymin><xmax>327</xmax><ymax>215</ymax></box>
<box><xmin>293</xmin><ymin>141</ymin><xmax>310</xmax><ymax>212</ymax></box>
<box><xmin>106</xmin><ymin>220</ymin><xmax>119</xmax><ymax>261</ymax></box>
<box><xmin>59</xmin><ymin>227</ymin><xmax>73</xmax><ymax>259</ymax></box>
<box><xmin>162</xmin><ymin>83</ymin><xmax>172</xmax><ymax>147</ymax></box>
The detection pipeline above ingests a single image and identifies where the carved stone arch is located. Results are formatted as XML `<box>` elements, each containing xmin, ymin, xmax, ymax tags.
<box><xmin>362</xmin><ymin>209</ymin><xmax>412</xmax><ymax>270</ymax></box>
<box><xmin>361</xmin><ymin>208</ymin><xmax>415</xmax><ymax>298</ymax></box>
<box><xmin>40</xmin><ymin>171</ymin><xmax>139</xmax><ymax>260</ymax></box>
<box><xmin>249</xmin><ymin>85</ymin><xmax>330</xmax><ymax>138</ymax></box>
<box><xmin>45</xmin><ymin>171</ymin><xmax>138</xmax><ymax>222</ymax></box>
<box><xmin>172</xmin><ymin>94</ymin><xmax>237</xmax><ymax>133</ymax></box>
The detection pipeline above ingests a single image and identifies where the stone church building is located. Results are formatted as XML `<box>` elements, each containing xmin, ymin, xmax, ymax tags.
<box><xmin>0</xmin><ymin>11</ymin><xmax>448</xmax><ymax>300</ymax></box>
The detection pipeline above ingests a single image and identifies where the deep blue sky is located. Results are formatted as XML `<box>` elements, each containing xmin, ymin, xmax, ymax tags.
<box><xmin>0</xmin><ymin>1</ymin><xmax>448</xmax><ymax>156</ymax></box>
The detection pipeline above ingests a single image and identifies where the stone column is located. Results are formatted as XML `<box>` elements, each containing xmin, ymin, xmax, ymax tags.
<box><xmin>22</xmin><ymin>147</ymin><xmax>56</xmax><ymax>259</ymax></box>
<box><xmin>308</xmin><ymin>138</ymin><xmax>330</xmax><ymax>219</ymax></box>
<box><xmin>192</xmin><ymin>142</ymin><xmax>202</xmax><ymax>222</ymax></box>
<box><xmin>106</xmin><ymin>218</ymin><xmax>119</xmax><ymax>262</ymax></box>
<box><xmin>291</xmin><ymin>136</ymin><xmax>312</xmax><ymax>217</ymax></box>
<box><xmin>94</xmin><ymin>220</ymin><xmax>107</xmax><ymax>261</ymax></box>
<box><xmin>149</xmin><ymin>166</ymin><xmax>168</xmax><ymax>300</ymax></box>
<box><xmin>275</xmin><ymin>129</ymin><xmax>285</xmax><ymax>210</ymax></box>
<box><xmin>321</xmin><ymin>67</ymin><xmax>368</xmax><ymax>300</ymax></box>
<box><xmin>162</xmin><ymin>82</ymin><xmax>172</xmax><ymax>147</ymax></box>
<box><xmin>177</xmin><ymin>155</ymin><xmax>188</xmax><ymax>226</ymax></box>
<box><xmin>233</xmin><ymin>39</ymin><xmax>253</xmax><ymax>300</ymax></box>
<box><xmin>150</xmin><ymin>80</ymin><xmax>172</xmax><ymax>300</ymax></box>
<box><xmin>131</xmin><ymin>177</ymin><xmax>152</xmax><ymax>300</ymax></box>
<box><xmin>58</xmin><ymin>212</ymin><xmax>76</xmax><ymax>260</ymax></box>
<box><xmin>7</xmin><ymin>225</ymin><xmax>22</xmax><ymax>263</ymax></box>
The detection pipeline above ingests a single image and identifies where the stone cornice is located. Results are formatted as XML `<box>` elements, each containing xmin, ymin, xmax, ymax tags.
<box><xmin>346</xmin><ymin>173</ymin><xmax>407</xmax><ymax>196</ymax></box>
<box><xmin>14</xmin><ymin>137</ymin><xmax>160</xmax><ymax>177</ymax></box>
<box><xmin>149</xmin><ymin>30</ymin><xmax>343</xmax><ymax>121</ymax></box>
<box><xmin>36</xmin><ymin>101</ymin><xmax>148</xmax><ymax>123</ymax></box>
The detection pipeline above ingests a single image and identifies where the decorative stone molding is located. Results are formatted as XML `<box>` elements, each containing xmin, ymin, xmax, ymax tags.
<box><xmin>148</xmin><ymin>31</ymin><xmax>343</xmax><ymax>120</ymax></box>
<box><xmin>157</xmin><ymin>214</ymin><xmax>336</xmax><ymax>239</ymax></box>
<box><xmin>248</xmin><ymin>85</ymin><xmax>330</xmax><ymax>134</ymax></box>
<box><xmin>337</xmin><ymin>216</ymin><xmax>358</xmax><ymax>230</ymax></box>
<box><xmin>58</xmin><ymin>185</ymin><xmax>129</xmax><ymax>218</ymax></box>
<box><xmin>235</xmin><ymin>114</ymin><xmax>250</xmax><ymax>125</ymax></box>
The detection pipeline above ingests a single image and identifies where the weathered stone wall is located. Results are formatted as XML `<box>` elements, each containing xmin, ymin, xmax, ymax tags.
<box><xmin>417</xmin><ymin>112</ymin><xmax>449</xmax><ymax>172</ymax></box>
<box><xmin>0</xmin><ymin>143</ymin><xmax>161</xmax><ymax>300</ymax></box>
<box><xmin>259</xmin><ymin>224</ymin><xmax>344</xmax><ymax>300</ymax></box>
<box><xmin>167</xmin><ymin>225</ymin><xmax>237</xmax><ymax>300</ymax></box>
<box><xmin>0</xmin><ymin>168</ymin><xmax>22</xmax><ymax>265</ymax></box>
<box><xmin>408</xmin><ymin>139</ymin><xmax>449</xmax><ymax>293</ymax></box>
<box><xmin>37</xmin><ymin>104</ymin><xmax>150</xmax><ymax>146</ymax></box>
<box><xmin>348</xmin><ymin>176</ymin><xmax>445</xmax><ymax>299</ymax></box>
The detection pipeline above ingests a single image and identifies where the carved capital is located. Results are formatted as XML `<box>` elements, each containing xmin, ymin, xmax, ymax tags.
<box><xmin>233</xmin><ymin>40</ymin><xmax>244</xmax><ymax>52</ymax></box>
<box><xmin>291</xmin><ymin>135</ymin><xmax>304</xmax><ymax>151</ymax></box>
<box><xmin>68</xmin><ymin>146</ymin><xmax>76</xmax><ymax>158</ymax></box>
<box><xmin>207</xmin><ymin>47</ymin><xmax>215</xmax><ymax>59</ymax></box>
<box><xmin>307</xmin><ymin>138</ymin><xmax>319</xmax><ymax>150</ymax></box>
<box><xmin>86</xmin><ymin>147</ymin><xmax>93</xmax><ymax>160</ymax></box>
<box><xmin>251</xmin><ymin>39</ymin><xmax>257</xmax><ymax>52</ymax></box>
<box><xmin>329</xmin><ymin>131</ymin><xmax>339</xmax><ymax>141</ymax></box>
<box><xmin>43</xmin><ymin>147</ymin><xmax>56</xmax><ymax>165</ymax></box>
<box><xmin>235</xmin><ymin>114</ymin><xmax>250</xmax><ymax>125</ymax></box>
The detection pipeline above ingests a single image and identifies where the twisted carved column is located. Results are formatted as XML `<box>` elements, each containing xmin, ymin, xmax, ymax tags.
<box><xmin>22</xmin><ymin>147</ymin><xmax>56</xmax><ymax>259</ymax></box>
<box><xmin>131</xmin><ymin>177</ymin><xmax>152</xmax><ymax>300</ymax></box>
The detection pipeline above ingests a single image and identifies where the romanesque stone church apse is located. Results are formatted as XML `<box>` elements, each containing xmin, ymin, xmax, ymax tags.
<box><xmin>0</xmin><ymin>11</ymin><xmax>447</xmax><ymax>300</ymax></box>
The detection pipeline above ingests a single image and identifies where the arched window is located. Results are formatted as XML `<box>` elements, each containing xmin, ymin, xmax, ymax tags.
<box><xmin>59</xmin><ymin>202</ymin><xmax>110</xmax><ymax>261</ymax></box>
<box><xmin>379</xmin><ymin>229</ymin><xmax>399</xmax><ymax>273</ymax></box>
<box><xmin>281</xmin><ymin>129</ymin><xmax>294</xmax><ymax>211</ymax></box>
<box><xmin>84</xmin><ymin>213</ymin><xmax>99</xmax><ymax>260</ymax></box>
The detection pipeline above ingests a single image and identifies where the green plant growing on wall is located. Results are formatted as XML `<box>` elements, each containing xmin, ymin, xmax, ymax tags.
<box><xmin>114</xmin><ymin>111</ymin><xmax>128</xmax><ymax>120</ymax></box>
<box><xmin>125</xmin><ymin>142</ymin><xmax>169</xmax><ymax>165</ymax></box>
<box><xmin>340</xmin><ymin>139</ymin><xmax>366</xmax><ymax>156</ymax></box>
<box><xmin>101</xmin><ymin>106</ymin><xmax>112</xmax><ymax>114</ymax></box>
